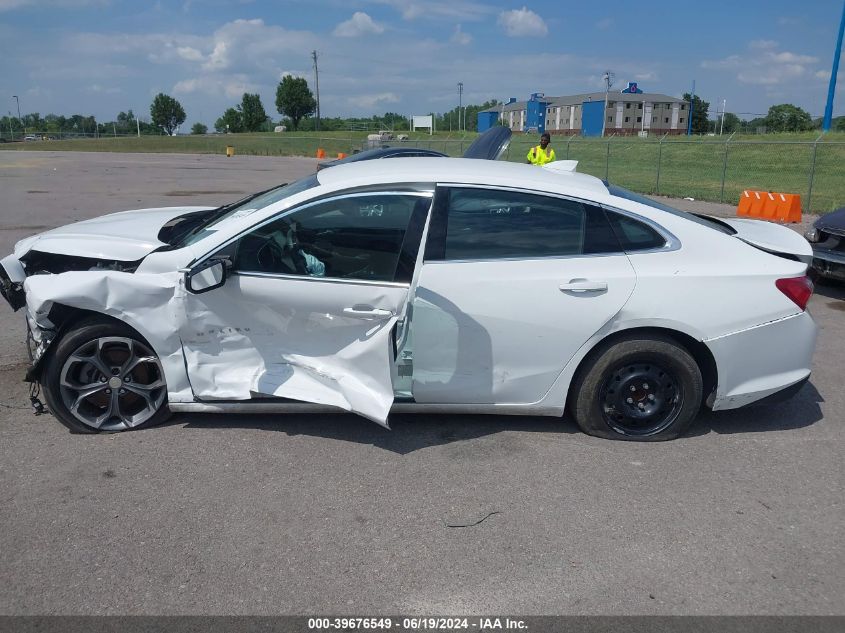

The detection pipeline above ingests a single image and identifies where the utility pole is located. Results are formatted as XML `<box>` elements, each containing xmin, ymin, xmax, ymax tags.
<box><xmin>312</xmin><ymin>50</ymin><xmax>321</xmax><ymax>132</ymax></box>
<box><xmin>687</xmin><ymin>80</ymin><xmax>695</xmax><ymax>136</ymax></box>
<box><xmin>457</xmin><ymin>82</ymin><xmax>463</xmax><ymax>132</ymax></box>
<box><xmin>822</xmin><ymin>0</ymin><xmax>845</xmax><ymax>131</ymax></box>
<box><xmin>720</xmin><ymin>99</ymin><xmax>726</xmax><ymax>135</ymax></box>
<box><xmin>601</xmin><ymin>71</ymin><xmax>614</xmax><ymax>137</ymax></box>
<box><xmin>12</xmin><ymin>95</ymin><xmax>23</xmax><ymax>136</ymax></box>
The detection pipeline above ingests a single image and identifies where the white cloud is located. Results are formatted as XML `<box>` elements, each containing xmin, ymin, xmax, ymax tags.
<box><xmin>702</xmin><ymin>41</ymin><xmax>819</xmax><ymax>86</ymax></box>
<box><xmin>0</xmin><ymin>0</ymin><xmax>107</xmax><ymax>10</ymax></box>
<box><xmin>88</xmin><ymin>83</ymin><xmax>122</xmax><ymax>94</ymax></box>
<box><xmin>498</xmin><ymin>7</ymin><xmax>547</xmax><ymax>37</ymax></box>
<box><xmin>176</xmin><ymin>46</ymin><xmax>203</xmax><ymax>62</ymax></box>
<box><xmin>373</xmin><ymin>0</ymin><xmax>492</xmax><ymax>21</ymax></box>
<box><xmin>596</xmin><ymin>17</ymin><xmax>613</xmax><ymax>30</ymax></box>
<box><xmin>174</xmin><ymin>74</ymin><xmax>258</xmax><ymax>99</ymax></box>
<box><xmin>451</xmin><ymin>24</ymin><xmax>471</xmax><ymax>45</ymax></box>
<box><xmin>347</xmin><ymin>92</ymin><xmax>400</xmax><ymax>109</ymax></box>
<box><xmin>333</xmin><ymin>12</ymin><xmax>385</xmax><ymax>37</ymax></box>
<box><xmin>771</xmin><ymin>51</ymin><xmax>818</xmax><ymax>64</ymax></box>
<box><xmin>634</xmin><ymin>71</ymin><xmax>658</xmax><ymax>81</ymax></box>
<box><xmin>749</xmin><ymin>39</ymin><xmax>777</xmax><ymax>50</ymax></box>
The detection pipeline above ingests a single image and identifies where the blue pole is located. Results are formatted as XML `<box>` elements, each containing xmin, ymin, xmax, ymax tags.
<box><xmin>822</xmin><ymin>1</ymin><xmax>845</xmax><ymax>132</ymax></box>
<box><xmin>687</xmin><ymin>80</ymin><xmax>695</xmax><ymax>136</ymax></box>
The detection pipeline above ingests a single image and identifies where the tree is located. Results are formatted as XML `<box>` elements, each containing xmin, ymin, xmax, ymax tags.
<box><xmin>720</xmin><ymin>112</ymin><xmax>740</xmax><ymax>134</ymax></box>
<box><xmin>836</xmin><ymin>117</ymin><xmax>845</xmax><ymax>132</ymax></box>
<box><xmin>214</xmin><ymin>108</ymin><xmax>243</xmax><ymax>133</ymax></box>
<box><xmin>682</xmin><ymin>93</ymin><xmax>709</xmax><ymax>135</ymax></box>
<box><xmin>764</xmin><ymin>104</ymin><xmax>813</xmax><ymax>132</ymax></box>
<box><xmin>239</xmin><ymin>93</ymin><xmax>268</xmax><ymax>132</ymax></box>
<box><xmin>191</xmin><ymin>122</ymin><xmax>208</xmax><ymax>135</ymax></box>
<box><xmin>275</xmin><ymin>75</ymin><xmax>316</xmax><ymax>131</ymax></box>
<box><xmin>150</xmin><ymin>93</ymin><xmax>186</xmax><ymax>135</ymax></box>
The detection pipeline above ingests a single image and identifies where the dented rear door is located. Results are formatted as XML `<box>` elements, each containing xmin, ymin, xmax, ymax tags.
<box><xmin>179</xmin><ymin>190</ymin><xmax>432</xmax><ymax>426</ymax></box>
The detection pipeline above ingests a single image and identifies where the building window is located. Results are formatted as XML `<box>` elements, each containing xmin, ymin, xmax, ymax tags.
<box><xmin>636</xmin><ymin>117</ymin><xmax>642</xmax><ymax>123</ymax></box>
<box><xmin>679</xmin><ymin>117</ymin><xmax>685</xmax><ymax>124</ymax></box>
<box><xmin>608</xmin><ymin>102</ymin><xmax>615</xmax><ymax>108</ymax></box>
<box><xmin>624</xmin><ymin>117</ymin><xmax>630</xmax><ymax>123</ymax></box>
<box><xmin>665</xmin><ymin>117</ymin><xmax>669</xmax><ymax>123</ymax></box>
<box><xmin>607</xmin><ymin>116</ymin><xmax>613</xmax><ymax>122</ymax></box>
<box><xmin>625</xmin><ymin>103</ymin><xmax>631</xmax><ymax>109</ymax></box>
<box><xmin>652</xmin><ymin>116</ymin><xmax>657</xmax><ymax>123</ymax></box>
<box><xmin>680</xmin><ymin>104</ymin><xmax>686</xmax><ymax>110</ymax></box>
<box><xmin>638</xmin><ymin>103</ymin><xmax>643</xmax><ymax>109</ymax></box>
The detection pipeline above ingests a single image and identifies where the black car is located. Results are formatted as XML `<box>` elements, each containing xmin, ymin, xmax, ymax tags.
<box><xmin>805</xmin><ymin>206</ymin><xmax>845</xmax><ymax>281</ymax></box>
<box><xmin>318</xmin><ymin>126</ymin><xmax>512</xmax><ymax>170</ymax></box>
<box><xmin>317</xmin><ymin>146</ymin><xmax>447</xmax><ymax>170</ymax></box>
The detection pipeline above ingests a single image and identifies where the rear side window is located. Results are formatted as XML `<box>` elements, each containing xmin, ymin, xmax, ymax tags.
<box><xmin>440</xmin><ymin>188</ymin><xmax>621</xmax><ymax>260</ymax></box>
<box><xmin>606</xmin><ymin>210</ymin><xmax>667</xmax><ymax>252</ymax></box>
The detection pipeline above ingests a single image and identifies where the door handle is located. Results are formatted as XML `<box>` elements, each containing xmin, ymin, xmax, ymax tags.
<box><xmin>343</xmin><ymin>306</ymin><xmax>394</xmax><ymax>320</ymax></box>
<box><xmin>559</xmin><ymin>280</ymin><xmax>608</xmax><ymax>293</ymax></box>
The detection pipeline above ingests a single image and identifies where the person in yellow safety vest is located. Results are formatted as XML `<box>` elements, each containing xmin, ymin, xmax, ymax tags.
<box><xmin>527</xmin><ymin>132</ymin><xmax>555</xmax><ymax>165</ymax></box>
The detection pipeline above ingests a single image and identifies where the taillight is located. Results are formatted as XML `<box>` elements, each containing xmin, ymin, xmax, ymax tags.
<box><xmin>776</xmin><ymin>275</ymin><xmax>814</xmax><ymax>311</ymax></box>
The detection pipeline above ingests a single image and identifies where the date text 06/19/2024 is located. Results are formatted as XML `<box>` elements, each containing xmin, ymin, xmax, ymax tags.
<box><xmin>307</xmin><ymin>617</ymin><xmax>529</xmax><ymax>630</ymax></box>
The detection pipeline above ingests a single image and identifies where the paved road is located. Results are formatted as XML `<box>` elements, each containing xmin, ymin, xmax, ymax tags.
<box><xmin>0</xmin><ymin>151</ymin><xmax>842</xmax><ymax>615</ymax></box>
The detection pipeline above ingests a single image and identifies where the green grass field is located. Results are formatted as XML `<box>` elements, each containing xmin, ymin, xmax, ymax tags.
<box><xmin>5</xmin><ymin>130</ymin><xmax>844</xmax><ymax>213</ymax></box>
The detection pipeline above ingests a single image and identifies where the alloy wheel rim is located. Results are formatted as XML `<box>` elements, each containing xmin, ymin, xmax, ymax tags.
<box><xmin>59</xmin><ymin>336</ymin><xmax>166</xmax><ymax>431</ymax></box>
<box><xmin>600</xmin><ymin>362</ymin><xmax>683</xmax><ymax>436</ymax></box>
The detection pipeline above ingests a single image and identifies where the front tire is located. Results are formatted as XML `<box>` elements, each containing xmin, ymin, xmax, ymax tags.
<box><xmin>570</xmin><ymin>334</ymin><xmax>703</xmax><ymax>441</ymax></box>
<box><xmin>41</xmin><ymin>318</ymin><xmax>171</xmax><ymax>433</ymax></box>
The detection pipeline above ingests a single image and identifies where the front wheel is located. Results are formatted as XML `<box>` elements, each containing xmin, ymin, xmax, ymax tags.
<box><xmin>41</xmin><ymin>318</ymin><xmax>171</xmax><ymax>433</ymax></box>
<box><xmin>570</xmin><ymin>334</ymin><xmax>703</xmax><ymax>441</ymax></box>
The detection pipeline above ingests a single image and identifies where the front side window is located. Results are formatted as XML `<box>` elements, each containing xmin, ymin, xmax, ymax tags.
<box><xmin>437</xmin><ymin>188</ymin><xmax>622</xmax><ymax>261</ymax></box>
<box><xmin>227</xmin><ymin>193</ymin><xmax>430</xmax><ymax>283</ymax></box>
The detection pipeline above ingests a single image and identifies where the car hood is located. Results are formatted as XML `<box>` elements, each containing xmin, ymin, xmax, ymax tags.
<box><xmin>718</xmin><ymin>217</ymin><xmax>813</xmax><ymax>263</ymax></box>
<box><xmin>815</xmin><ymin>206</ymin><xmax>845</xmax><ymax>236</ymax></box>
<box><xmin>15</xmin><ymin>206</ymin><xmax>214</xmax><ymax>261</ymax></box>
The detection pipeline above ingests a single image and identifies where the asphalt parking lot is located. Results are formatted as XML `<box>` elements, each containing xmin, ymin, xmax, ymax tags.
<box><xmin>0</xmin><ymin>151</ymin><xmax>842</xmax><ymax>616</ymax></box>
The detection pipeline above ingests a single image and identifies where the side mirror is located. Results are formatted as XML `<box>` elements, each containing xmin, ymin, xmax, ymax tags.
<box><xmin>185</xmin><ymin>258</ymin><xmax>230</xmax><ymax>294</ymax></box>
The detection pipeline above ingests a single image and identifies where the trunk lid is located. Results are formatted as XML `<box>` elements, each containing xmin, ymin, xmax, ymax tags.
<box><xmin>715</xmin><ymin>217</ymin><xmax>813</xmax><ymax>264</ymax></box>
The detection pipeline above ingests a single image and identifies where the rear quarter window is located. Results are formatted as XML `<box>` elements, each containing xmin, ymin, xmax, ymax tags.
<box><xmin>606</xmin><ymin>211</ymin><xmax>667</xmax><ymax>252</ymax></box>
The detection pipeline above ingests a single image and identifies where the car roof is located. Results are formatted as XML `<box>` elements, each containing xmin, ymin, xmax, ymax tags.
<box><xmin>316</xmin><ymin>157</ymin><xmax>610</xmax><ymax>198</ymax></box>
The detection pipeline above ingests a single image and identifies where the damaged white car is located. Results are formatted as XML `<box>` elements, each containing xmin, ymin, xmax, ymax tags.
<box><xmin>0</xmin><ymin>158</ymin><xmax>818</xmax><ymax>440</ymax></box>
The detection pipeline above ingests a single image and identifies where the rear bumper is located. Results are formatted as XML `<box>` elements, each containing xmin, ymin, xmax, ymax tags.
<box><xmin>707</xmin><ymin>311</ymin><xmax>817</xmax><ymax>411</ymax></box>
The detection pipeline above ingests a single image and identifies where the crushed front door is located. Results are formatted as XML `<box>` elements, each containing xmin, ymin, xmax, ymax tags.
<box><xmin>179</xmin><ymin>191</ymin><xmax>432</xmax><ymax>426</ymax></box>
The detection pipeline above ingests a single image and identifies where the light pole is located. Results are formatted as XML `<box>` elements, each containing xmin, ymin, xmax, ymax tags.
<box><xmin>457</xmin><ymin>82</ymin><xmax>463</xmax><ymax>132</ymax></box>
<box><xmin>12</xmin><ymin>95</ymin><xmax>23</xmax><ymax>136</ymax></box>
<box><xmin>822</xmin><ymin>0</ymin><xmax>845</xmax><ymax>131</ymax></box>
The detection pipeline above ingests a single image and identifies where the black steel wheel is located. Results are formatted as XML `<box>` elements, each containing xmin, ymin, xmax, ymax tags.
<box><xmin>570</xmin><ymin>333</ymin><xmax>703</xmax><ymax>441</ymax></box>
<box><xmin>41</xmin><ymin>318</ymin><xmax>171</xmax><ymax>433</ymax></box>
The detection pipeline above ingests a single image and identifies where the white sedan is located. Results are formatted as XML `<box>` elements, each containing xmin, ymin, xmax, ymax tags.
<box><xmin>0</xmin><ymin>158</ymin><xmax>817</xmax><ymax>440</ymax></box>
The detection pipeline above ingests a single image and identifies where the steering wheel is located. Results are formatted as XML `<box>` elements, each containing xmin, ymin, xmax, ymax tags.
<box><xmin>255</xmin><ymin>235</ymin><xmax>309</xmax><ymax>275</ymax></box>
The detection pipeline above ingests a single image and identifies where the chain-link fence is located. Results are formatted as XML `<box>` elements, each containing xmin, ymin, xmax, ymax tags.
<box><xmin>5</xmin><ymin>132</ymin><xmax>843</xmax><ymax>213</ymax></box>
<box><xmin>379</xmin><ymin>134</ymin><xmax>844</xmax><ymax>213</ymax></box>
<box><xmin>498</xmin><ymin>135</ymin><xmax>845</xmax><ymax>214</ymax></box>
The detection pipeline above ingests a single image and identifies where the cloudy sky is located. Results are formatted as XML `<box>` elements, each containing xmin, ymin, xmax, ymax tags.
<box><xmin>0</xmin><ymin>0</ymin><xmax>842</xmax><ymax>127</ymax></box>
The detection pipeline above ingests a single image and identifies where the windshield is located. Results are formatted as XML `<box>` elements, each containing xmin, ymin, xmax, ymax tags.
<box><xmin>178</xmin><ymin>173</ymin><xmax>320</xmax><ymax>247</ymax></box>
<box><xmin>606</xmin><ymin>183</ymin><xmax>736</xmax><ymax>235</ymax></box>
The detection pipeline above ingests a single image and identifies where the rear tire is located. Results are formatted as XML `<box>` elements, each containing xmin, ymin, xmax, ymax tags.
<box><xmin>570</xmin><ymin>334</ymin><xmax>702</xmax><ymax>441</ymax></box>
<box><xmin>41</xmin><ymin>318</ymin><xmax>171</xmax><ymax>434</ymax></box>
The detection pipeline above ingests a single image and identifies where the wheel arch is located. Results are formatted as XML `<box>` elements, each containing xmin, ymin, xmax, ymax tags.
<box><xmin>27</xmin><ymin>304</ymin><xmax>158</xmax><ymax>383</ymax></box>
<box><xmin>564</xmin><ymin>325</ymin><xmax>718</xmax><ymax>413</ymax></box>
